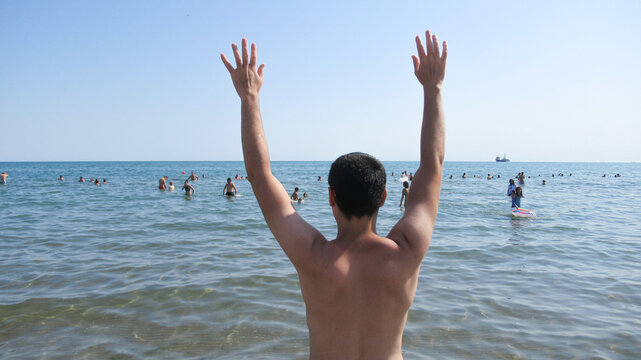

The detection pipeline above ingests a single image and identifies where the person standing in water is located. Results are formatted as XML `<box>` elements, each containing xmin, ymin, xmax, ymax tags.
<box><xmin>221</xmin><ymin>29</ymin><xmax>447</xmax><ymax>359</ymax></box>
<box><xmin>0</xmin><ymin>172</ymin><xmax>8</xmax><ymax>184</ymax></box>
<box><xmin>159</xmin><ymin>176</ymin><xmax>168</xmax><ymax>190</ymax></box>
<box><xmin>290</xmin><ymin>187</ymin><xmax>300</xmax><ymax>201</ymax></box>
<box><xmin>182</xmin><ymin>180</ymin><xmax>194</xmax><ymax>195</ymax></box>
<box><xmin>511</xmin><ymin>187</ymin><xmax>524</xmax><ymax>209</ymax></box>
<box><xmin>507</xmin><ymin>179</ymin><xmax>516</xmax><ymax>195</ymax></box>
<box><xmin>168</xmin><ymin>181</ymin><xmax>175</xmax><ymax>191</ymax></box>
<box><xmin>223</xmin><ymin>178</ymin><xmax>238</xmax><ymax>197</ymax></box>
<box><xmin>400</xmin><ymin>181</ymin><xmax>410</xmax><ymax>207</ymax></box>
<box><xmin>189</xmin><ymin>172</ymin><xmax>199</xmax><ymax>181</ymax></box>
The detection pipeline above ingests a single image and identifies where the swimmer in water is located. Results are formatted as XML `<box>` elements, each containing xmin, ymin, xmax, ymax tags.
<box><xmin>159</xmin><ymin>176</ymin><xmax>168</xmax><ymax>190</ymax></box>
<box><xmin>462</xmin><ymin>172</ymin><xmax>466</xmax><ymax>179</ymax></box>
<box><xmin>103</xmin><ymin>179</ymin><xmax>107</xmax><ymax>184</ymax></box>
<box><xmin>518</xmin><ymin>172</ymin><xmax>525</xmax><ymax>185</ymax></box>
<box><xmin>507</xmin><ymin>179</ymin><xmax>516</xmax><ymax>196</ymax></box>
<box><xmin>0</xmin><ymin>172</ymin><xmax>8</xmax><ymax>184</ymax></box>
<box><xmin>303</xmin><ymin>192</ymin><xmax>308</xmax><ymax>199</ymax></box>
<box><xmin>59</xmin><ymin>175</ymin><xmax>65</xmax><ymax>181</ymax></box>
<box><xmin>291</xmin><ymin>187</ymin><xmax>300</xmax><ymax>201</ymax></box>
<box><xmin>511</xmin><ymin>186</ymin><xmax>523</xmax><ymax>209</ymax></box>
<box><xmin>94</xmin><ymin>179</ymin><xmax>100</xmax><ymax>186</ymax></box>
<box><xmin>449</xmin><ymin>175</ymin><xmax>453</xmax><ymax>179</ymax></box>
<box><xmin>487</xmin><ymin>174</ymin><xmax>492</xmax><ymax>180</ymax></box>
<box><xmin>189</xmin><ymin>172</ymin><xmax>199</xmax><ymax>181</ymax></box>
<box><xmin>223</xmin><ymin>178</ymin><xmax>238</xmax><ymax>197</ymax></box>
<box><xmin>318</xmin><ymin>176</ymin><xmax>322</xmax><ymax>181</ymax></box>
<box><xmin>78</xmin><ymin>176</ymin><xmax>85</xmax><ymax>183</ymax></box>
<box><xmin>542</xmin><ymin>180</ymin><xmax>546</xmax><ymax>185</ymax></box>
<box><xmin>168</xmin><ymin>181</ymin><xmax>175</xmax><ymax>191</ymax></box>
<box><xmin>400</xmin><ymin>181</ymin><xmax>410</xmax><ymax>207</ymax></box>
<box><xmin>182</xmin><ymin>180</ymin><xmax>194</xmax><ymax>195</ymax></box>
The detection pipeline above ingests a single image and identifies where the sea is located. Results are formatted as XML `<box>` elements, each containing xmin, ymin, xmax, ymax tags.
<box><xmin>1</xmin><ymin>161</ymin><xmax>640</xmax><ymax>359</ymax></box>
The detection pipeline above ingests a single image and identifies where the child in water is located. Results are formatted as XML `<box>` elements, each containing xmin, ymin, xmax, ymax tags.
<box><xmin>291</xmin><ymin>187</ymin><xmax>300</xmax><ymax>201</ymax></box>
<box><xmin>511</xmin><ymin>187</ymin><xmax>523</xmax><ymax>209</ymax></box>
<box><xmin>507</xmin><ymin>179</ymin><xmax>516</xmax><ymax>195</ymax></box>
<box><xmin>223</xmin><ymin>178</ymin><xmax>238</xmax><ymax>197</ymax></box>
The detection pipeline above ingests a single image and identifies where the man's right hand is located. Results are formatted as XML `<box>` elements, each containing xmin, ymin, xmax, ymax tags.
<box><xmin>221</xmin><ymin>38</ymin><xmax>265</xmax><ymax>100</ymax></box>
<box><xmin>412</xmin><ymin>30</ymin><xmax>447</xmax><ymax>89</ymax></box>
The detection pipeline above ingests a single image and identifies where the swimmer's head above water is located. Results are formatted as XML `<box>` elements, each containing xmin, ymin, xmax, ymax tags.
<box><xmin>328</xmin><ymin>152</ymin><xmax>386</xmax><ymax>220</ymax></box>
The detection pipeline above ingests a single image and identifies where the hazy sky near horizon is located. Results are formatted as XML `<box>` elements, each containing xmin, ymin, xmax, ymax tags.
<box><xmin>1</xmin><ymin>1</ymin><xmax>640</xmax><ymax>162</ymax></box>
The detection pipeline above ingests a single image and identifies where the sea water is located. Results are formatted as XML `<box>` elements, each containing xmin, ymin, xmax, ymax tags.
<box><xmin>1</xmin><ymin>161</ymin><xmax>640</xmax><ymax>359</ymax></box>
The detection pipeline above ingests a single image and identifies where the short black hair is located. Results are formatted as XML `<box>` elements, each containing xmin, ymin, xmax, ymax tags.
<box><xmin>328</xmin><ymin>152</ymin><xmax>386</xmax><ymax>219</ymax></box>
<box><xmin>227</xmin><ymin>178</ymin><xmax>231</xmax><ymax>182</ymax></box>
<box><xmin>403</xmin><ymin>181</ymin><xmax>409</xmax><ymax>188</ymax></box>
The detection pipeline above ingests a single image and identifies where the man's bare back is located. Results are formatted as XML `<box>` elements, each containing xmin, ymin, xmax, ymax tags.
<box><xmin>222</xmin><ymin>30</ymin><xmax>447</xmax><ymax>358</ymax></box>
<box><xmin>300</xmin><ymin>234</ymin><xmax>421</xmax><ymax>359</ymax></box>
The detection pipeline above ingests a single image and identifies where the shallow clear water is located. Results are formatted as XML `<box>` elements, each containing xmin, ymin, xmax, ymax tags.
<box><xmin>1</xmin><ymin>161</ymin><xmax>640</xmax><ymax>359</ymax></box>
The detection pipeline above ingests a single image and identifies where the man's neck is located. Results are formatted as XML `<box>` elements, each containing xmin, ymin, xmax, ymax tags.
<box><xmin>335</xmin><ymin>213</ymin><xmax>379</xmax><ymax>242</ymax></box>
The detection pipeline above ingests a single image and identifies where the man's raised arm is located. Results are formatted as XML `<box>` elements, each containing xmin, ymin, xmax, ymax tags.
<box><xmin>389</xmin><ymin>30</ymin><xmax>447</xmax><ymax>258</ymax></box>
<box><xmin>221</xmin><ymin>39</ymin><xmax>326</xmax><ymax>271</ymax></box>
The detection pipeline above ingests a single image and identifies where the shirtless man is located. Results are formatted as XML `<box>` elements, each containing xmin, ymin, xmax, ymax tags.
<box><xmin>291</xmin><ymin>187</ymin><xmax>300</xmax><ymax>201</ymax></box>
<box><xmin>0</xmin><ymin>172</ymin><xmax>8</xmax><ymax>184</ymax></box>
<box><xmin>223</xmin><ymin>178</ymin><xmax>238</xmax><ymax>197</ymax></box>
<box><xmin>189</xmin><ymin>172</ymin><xmax>199</xmax><ymax>181</ymax></box>
<box><xmin>159</xmin><ymin>176</ymin><xmax>168</xmax><ymax>190</ymax></box>
<box><xmin>221</xmin><ymin>30</ymin><xmax>447</xmax><ymax>359</ymax></box>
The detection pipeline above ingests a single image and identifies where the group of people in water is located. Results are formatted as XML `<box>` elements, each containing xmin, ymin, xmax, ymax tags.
<box><xmin>75</xmin><ymin>176</ymin><xmax>106</xmax><ymax>185</ymax></box>
<box><xmin>157</xmin><ymin>172</ymin><xmax>211</xmax><ymax>196</ymax></box>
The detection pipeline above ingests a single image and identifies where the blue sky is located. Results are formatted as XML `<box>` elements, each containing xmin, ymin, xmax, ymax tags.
<box><xmin>1</xmin><ymin>1</ymin><xmax>640</xmax><ymax>162</ymax></box>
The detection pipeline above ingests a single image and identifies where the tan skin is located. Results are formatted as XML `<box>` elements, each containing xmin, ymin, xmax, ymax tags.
<box><xmin>223</xmin><ymin>180</ymin><xmax>238</xmax><ymax>196</ymax></box>
<box><xmin>222</xmin><ymin>31</ymin><xmax>446</xmax><ymax>359</ymax></box>
<box><xmin>400</xmin><ymin>184</ymin><xmax>410</xmax><ymax>207</ymax></box>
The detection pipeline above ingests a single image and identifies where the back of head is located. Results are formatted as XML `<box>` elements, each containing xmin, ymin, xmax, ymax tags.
<box><xmin>403</xmin><ymin>181</ymin><xmax>409</xmax><ymax>189</ymax></box>
<box><xmin>328</xmin><ymin>152</ymin><xmax>386</xmax><ymax>219</ymax></box>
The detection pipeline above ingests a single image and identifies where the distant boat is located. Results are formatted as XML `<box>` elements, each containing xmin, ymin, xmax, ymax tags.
<box><xmin>495</xmin><ymin>154</ymin><xmax>510</xmax><ymax>162</ymax></box>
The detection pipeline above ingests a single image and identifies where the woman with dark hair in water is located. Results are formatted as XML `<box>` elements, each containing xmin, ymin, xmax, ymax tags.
<box><xmin>182</xmin><ymin>180</ymin><xmax>195</xmax><ymax>195</ymax></box>
<box><xmin>507</xmin><ymin>179</ymin><xmax>516</xmax><ymax>195</ymax></box>
<box><xmin>511</xmin><ymin>187</ymin><xmax>524</xmax><ymax>209</ymax></box>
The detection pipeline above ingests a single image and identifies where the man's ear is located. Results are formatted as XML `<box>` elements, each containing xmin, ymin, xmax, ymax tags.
<box><xmin>328</xmin><ymin>187</ymin><xmax>336</xmax><ymax>206</ymax></box>
<box><xmin>379</xmin><ymin>188</ymin><xmax>388</xmax><ymax>207</ymax></box>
